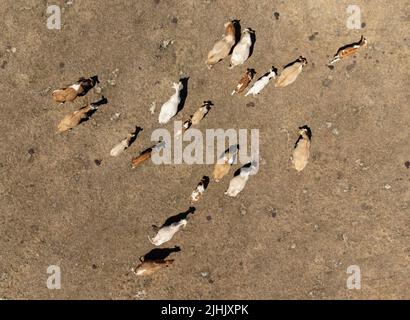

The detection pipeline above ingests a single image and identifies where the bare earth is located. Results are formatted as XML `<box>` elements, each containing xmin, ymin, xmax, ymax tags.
<box><xmin>0</xmin><ymin>0</ymin><xmax>409</xmax><ymax>299</ymax></box>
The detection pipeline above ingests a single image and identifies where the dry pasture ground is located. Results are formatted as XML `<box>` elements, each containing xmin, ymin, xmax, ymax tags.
<box><xmin>0</xmin><ymin>0</ymin><xmax>409</xmax><ymax>299</ymax></box>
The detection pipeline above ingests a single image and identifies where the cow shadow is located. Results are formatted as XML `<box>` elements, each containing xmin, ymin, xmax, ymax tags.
<box><xmin>294</xmin><ymin>125</ymin><xmax>312</xmax><ymax>147</ymax></box>
<box><xmin>248</xmin><ymin>28</ymin><xmax>256</xmax><ymax>59</ymax></box>
<box><xmin>129</xmin><ymin>126</ymin><xmax>143</xmax><ymax>146</ymax></box>
<box><xmin>177</xmin><ymin>77</ymin><xmax>189</xmax><ymax>113</ymax></box>
<box><xmin>160</xmin><ymin>206</ymin><xmax>196</xmax><ymax>228</ymax></box>
<box><xmin>141</xmin><ymin>246</ymin><xmax>181</xmax><ymax>262</ymax></box>
<box><xmin>79</xmin><ymin>96</ymin><xmax>108</xmax><ymax>124</ymax></box>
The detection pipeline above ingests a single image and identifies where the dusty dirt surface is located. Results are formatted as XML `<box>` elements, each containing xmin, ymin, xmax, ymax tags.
<box><xmin>0</xmin><ymin>0</ymin><xmax>409</xmax><ymax>299</ymax></box>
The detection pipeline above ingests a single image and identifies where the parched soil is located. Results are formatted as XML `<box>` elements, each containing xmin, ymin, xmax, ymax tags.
<box><xmin>0</xmin><ymin>0</ymin><xmax>409</xmax><ymax>299</ymax></box>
